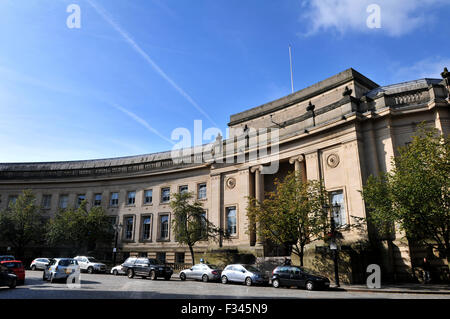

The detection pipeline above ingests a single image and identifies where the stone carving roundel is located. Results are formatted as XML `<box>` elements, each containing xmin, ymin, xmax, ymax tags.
<box><xmin>327</xmin><ymin>153</ymin><xmax>340</xmax><ymax>168</ymax></box>
<box><xmin>226</xmin><ymin>177</ymin><xmax>236</xmax><ymax>189</ymax></box>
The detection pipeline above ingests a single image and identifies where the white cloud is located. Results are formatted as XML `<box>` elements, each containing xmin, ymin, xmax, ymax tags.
<box><xmin>395</xmin><ymin>57</ymin><xmax>450</xmax><ymax>81</ymax></box>
<box><xmin>300</xmin><ymin>0</ymin><xmax>447</xmax><ymax>37</ymax></box>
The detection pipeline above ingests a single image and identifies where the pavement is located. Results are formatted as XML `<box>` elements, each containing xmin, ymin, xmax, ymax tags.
<box><xmin>335</xmin><ymin>283</ymin><xmax>450</xmax><ymax>295</ymax></box>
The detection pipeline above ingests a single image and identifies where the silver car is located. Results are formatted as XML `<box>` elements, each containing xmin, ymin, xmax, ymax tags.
<box><xmin>221</xmin><ymin>264</ymin><xmax>269</xmax><ymax>286</ymax></box>
<box><xmin>43</xmin><ymin>258</ymin><xmax>80</xmax><ymax>283</ymax></box>
<box><xmin>111</xmin><ymin>264</ymin><xmax>126</xmax><ymax>276</ymax></box>
<box><xmin>30</xmin><ymin>258</ymin><xmax>51</xmax><ymax>270</ymax></box>
<box><xmin>179</xmin><ymin>263</ymin><xmax>222</xmax><ymax>282</ymax></box>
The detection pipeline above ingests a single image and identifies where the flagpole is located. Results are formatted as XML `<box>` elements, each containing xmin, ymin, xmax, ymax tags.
<box><xmin>289</xmin><ymin>44</ymin><xmax>294</xmax><ymax>94</ymax></box>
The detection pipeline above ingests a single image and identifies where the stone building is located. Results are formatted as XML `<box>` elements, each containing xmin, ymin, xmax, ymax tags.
<box><xmin>1</xmin><ymin>68</ymin><xmax>449</xmax><ymax>283</ymax></box>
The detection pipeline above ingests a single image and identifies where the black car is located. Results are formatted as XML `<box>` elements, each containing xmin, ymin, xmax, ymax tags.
<box><xmin>0</xmin><ymin>263</ymin><xmax>17</xmax><ymax>289</ymax></box>
<box><xmin>271</xmin><ymin>266</ymin><xmax>330</xmax><ymax>290</ymax></box>
<box><xmin>122</xmin><ymin>257</ymin><xmax>173</xmax><ymax>280</ymax></box>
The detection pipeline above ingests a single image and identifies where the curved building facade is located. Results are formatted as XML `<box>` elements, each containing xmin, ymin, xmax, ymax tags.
<box><xmin>1</xmin><ymin>68</ymin><xmax>449</xmax><ymax>281</ymax></box>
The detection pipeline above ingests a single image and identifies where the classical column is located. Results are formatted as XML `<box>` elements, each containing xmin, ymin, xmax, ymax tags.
<box><xmin>250</xmin><ymin>165</ymin><xmax>264</xmax><ymax>246</ymax></box>
<box><xmin>289</xmin><ymin>155</ymin><xmax>306</xmax><ymax>182</ymax></box>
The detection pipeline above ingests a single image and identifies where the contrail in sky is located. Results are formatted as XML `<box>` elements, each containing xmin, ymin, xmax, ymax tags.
<box><xmin>86</xmin><ymin>0</ymin><xmax>219</xmax><ymax>127</ymax></box>
<box><xmin>111</xmin><ymin>104</ymin><xmax>175</xmax><ymax>145</ymax></box>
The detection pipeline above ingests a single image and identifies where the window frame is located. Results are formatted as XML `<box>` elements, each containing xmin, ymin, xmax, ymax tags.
<box><xmin>42</xmin><ymin>194</ymin><xmax>52</xmax><ymax>210</ymax></box>
<box><xmin>110</xmin><ymin>192</ymin><xmax>119</xmax><ymax>207</ymax></box>
<box><xmin>143</xmin><ymin>189</ymin><xmax>153</xmax><ymax>205</ymax></box>
<box><xmin>93</xmin><ymin>193</ymin><xmax>102</xmax><ymax>207</ymax></box>
<box><xmin>160</xmin><ymin>187</ymin><xmax>171</xmax><ymax>204</ymax></box>
<box><xmin>122</xmin><ymin>215</ymin><xmax>136</xmax><ymax>242</ymax></box>
<box><xmin>59</xmin><ymin>194</ymin><xmax>69</xmax><ymax>209</ymax></box>
<box><xmin>197</xmin><ymin>182</ymin><xmax>207</xmax><ymax>200</ymax></box>
<box><xmin>139</xmin><ymin>214</ymin><xmax>153</xmax><ymax>242</ymax></box>
<box><xmin>225</xmin><ymin>205</ymin><xmax>238</xmax><ymax>237</ymax></box>
<box><xmin>328</xmin><ymin>188</ymin><xmax>348</xmax><ymax>228</ymax></box>
<box><xmin>157</xmin><ymin>213</ymin><xmax>170</xmax><ymax>241</ymax></box>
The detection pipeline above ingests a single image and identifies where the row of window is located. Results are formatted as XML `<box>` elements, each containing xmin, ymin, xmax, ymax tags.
<box><xmin>3</xmin><ymin>184</ymin><xmax>207</xmax><ymax>210</ymax></box>
<box><xmin>130</xmin><ymin>252</ymin><xmax>186</xmax><ymax>264</ymax></box>
<box><xmin>121</xmin><ymin>206</ymin><xmax>238</xmax><ymax>242</ymax></box>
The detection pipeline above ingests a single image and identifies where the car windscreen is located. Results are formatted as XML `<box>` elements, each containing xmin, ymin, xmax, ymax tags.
<box><xmin>58</xmin><ymin>260</ymin><xmax>71</xmax><ymax>266</ymax></box>
<box><xmin>244</xmin><ymin>265</ymin><xmax>260</xmax><ymax>273</ymax></box>
<box><xmin>300</xmin><ymin>267</ymin><xmax>322</xmax><ymax>276</ymax></box>
<box><xmin>87</xmin><ymin>257</ymin><xmax>98</xmax><ymax>262</ymax></box>
<box><xmin>2</xmin><ymin>262</ymin><xmax>22</xmax><ymax>268</ymax></box>
<box><xmin>206</xmin><ymin>264</ymin><xmax>219</xmax><ymax>269</ymax></box>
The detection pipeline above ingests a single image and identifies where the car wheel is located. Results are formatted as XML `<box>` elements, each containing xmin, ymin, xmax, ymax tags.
<box><xmin>202</xmin><ymin>274</ymin><xmax>209</xmax><ymax>283</ymax></box>
<box><xmin>306</xmin><ymin>281</ymin><xmax>314</xmax><ymax>291</ymax></box>
<box><xmin>87</xmin><ymin>267</ymin><xmax>94</xmax><ymax>274</ymax></box>
<box><xmin>272</xmin><ymin>278</ymin><xmax>280</xmax><ymax>288</ymax></box>
<box><xmin>221</xmin><ymin>275</ymin><xmax>228</xmax><ymax>284</ymax></box>
<box><xmin>31</xmin><ymin>265</ymin><xmax>36</xmax><ymax>271</ymax></box>
<box><xmin>9</xmin><ymin>278</ymin><xmax>17</xmax><ymax>289</ymax></box>
<box><xmin>245</xmin><ymin>277</ymin><xmax>252</xmax><ymax>286</ymax></box>
<box><xmin>127</xmin><ymin>269</ymin><xmax>134</xmax><ymax>279</ymax></box>
<box><xmin>113</xmin><ymin>269</ymin><xmax>118</xmax><ymax>276</ymax></box>
<box><xmin>150</xmin><ymin>270</ymin><xmax>157</xmax><ymax>280</ymax></box>
<box><xmin>180</xmin><ymin>273</ymin><xmax>186</xmax><ymax>281</ymax></box>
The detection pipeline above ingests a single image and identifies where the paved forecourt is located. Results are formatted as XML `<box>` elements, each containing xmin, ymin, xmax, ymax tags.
<box><xmin>0</xmin><ymin>271</ymin><xmax>449</xmax><ymax>299</ymax></box>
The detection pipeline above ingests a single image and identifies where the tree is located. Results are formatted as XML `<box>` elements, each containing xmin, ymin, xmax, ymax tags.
<box><xmin>46</xmin><ymin>201</ymin><xmax>114</xmax><ymax>255</ymax></box>
<box><xmin>170</xmin><ymin>192</ymin><xmax>221</xmax><ymax>264</ymax></box>
<box><xmin>361</xmin><ymin>126</ymin><xmax>450</xmax><ymax>267</ymax></box>
<box><xmin>247</xmin><ymin>171</ymin><xmax>328</xmax><ymax>266</ymax></box>
<box><xmin>0</xmin><ymin>190</ymin><xmax>47</xmax><ymax>260</ymax></box>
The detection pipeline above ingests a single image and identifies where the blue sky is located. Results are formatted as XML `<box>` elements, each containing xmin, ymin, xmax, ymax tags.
<box><xmin>0</xmin><ymin>0</ymin><xmax>449</xmax><ymax>162</ymax></box>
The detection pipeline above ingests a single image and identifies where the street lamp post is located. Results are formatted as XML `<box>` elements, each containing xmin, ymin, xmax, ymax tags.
<box><xmin>330</xmin><ymin>203</ymin><xmax>340</xmax><ymax>287</ymax></box>
<box><xmin>112</xmin><ymin>223</ymin><xmax>122</xmax><ymax>265</ymax></box>
<box><xmin>324</xmin><ymin>203</ymin><xmax>341</xmax><ymax>287</ymax></box>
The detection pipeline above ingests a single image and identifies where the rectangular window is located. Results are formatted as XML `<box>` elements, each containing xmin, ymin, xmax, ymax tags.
<box><xmin>110</xmin><ymin>192</ymin><xmax>119</xmax><ymax>207</ymax></box>
<box><xmin>156</xmin><ymin>252</ymin><xmax>166</xmax><ymax>264</ymax></box>
<box><xmin>179</xmin><ymin>185</ymin><xmax>188</xmax><ymax>194</ymax></box>
<box><xmin>59</xmin><ymin>195</ymin><xmax>69</xmax><ymax>209</ymax></box>
<box><xmin>127</xmin><ymin>191</ymin><xmax>136</xmax><ymax>205</ymax></box>
<box><xmin>124</xmin><ymin>216</ymin><xmax>134</xmax><ymax>240</ymax></box>
<box><xmin>160</xmin><ymin>214</ymin><xmax>169</xmax><ymax>239</ymax></box>
<box><xmin>161</xmin><ymin>188</ymin><xmax>170</xmax><ymax>203</ymax></box>
<box><xmin>142</xmin><ymin>216</ymin><xmax>152</xmax><ymax>241</ymax></box>
<box><xmin>76</xmin><ymin>194</ymin><xmax>86</xmax><ymax>208</ymax></box>
<box><xmin>144</xmin><ymin>189</ymin><xmax>153</xmax><ymax>204</ymax></box>
<box><xmin>42</xmin><ymin>195</ymin><xmax>52</xmax><ymax>209</ymax></box>
<box><xmin>94</xmin><ymin>194</ymin><xmax>102</xmax><ymax>206</ymax></box>
<box><xmin>8</xmin><ymin>195</ymin><xmax>18</xmax><ymax>207</ymax></box>
<box><xmin>198</xmin><ymin>183</ymin><xmax>207</xmax><ymax>200</ymax></box>
<box><xmin>226</xmin><ymin>206</ymin><xmax>237</xmax><ymax>236</ymax></box>
<box><xmin>330</xmin><ymin>190</ymin><xmax>347</xmax><ymax>227</ymax></box>
<box><xmin>175</xmin><ymin>252</ymin><xmax>185</xmax><ymax>264</ymax></box>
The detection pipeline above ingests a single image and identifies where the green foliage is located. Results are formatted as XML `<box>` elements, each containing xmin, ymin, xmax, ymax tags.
<box><xmin>170</xmin><ymin>192</ymin><xmax>221</xmax><ymax>264</ymax></box>
<box><xmin>362</xmin><ymin>125</ymin><xmax>450</xmax><ymax>262</ymax></box>
<box><xmin>46</xmin><ymin>200</ymin><xmax>114</xmax><ymax>254</ymax></box>
<box><xmin>247</xmin><ymin>171</ymin><xmax>328</xmax><ymax>266</ymax></box>
<box><xmin>0</xmin><ymin>190</ymin><xmax>47</xmax><ymax>258</ymax></box>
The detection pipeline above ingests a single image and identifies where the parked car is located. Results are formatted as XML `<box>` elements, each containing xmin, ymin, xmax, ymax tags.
<box><xmin>0</xmin><ymin>255</ymin><xmax>15</xmax><ymax>262</ymax></box>
<box><xmin>1</xmin><ymin>260</ymin><xmax>25</xmax><ymax>284</ymax></box>
<box><xmin>0</xmin><ymin>263</ymin><xmax>17</xmax><ymax>289</ymax></box>
<box><xmin>30</xmin><ymin>258</ymin><xmax>51</xmax><ymax>271</ymax></box>
<box><xmin>122</xmin><ymin>257</ymin><xmax>173</xmax><ymax>280</ymax></box>
<box><xmin>179</xmin><ymin>263</ymin><xmax>222</xmax><ymax>282</ymax></box>
<box><xmin>221</xmin><ymin>264</ymin><xmax>269</xmax><ymax>286</ymax></box>
<box><xmin>111</xmin><ymin>264</ymin><xmax>126</xmax><ymax>276</ymax></box>
<box><xmin>271</xmin><ymin>266</ymin><xmax>330</xmax><ymax>290</ymax></box>
<box><xmin>73</xmin><ymin>256</ymin><xmax>107</xmax><ymax>274</ymax></box>
<box><xmin>43</xmin><ymin>258</ymin><xmax>80</xmax><ymax>283</ymax></box>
